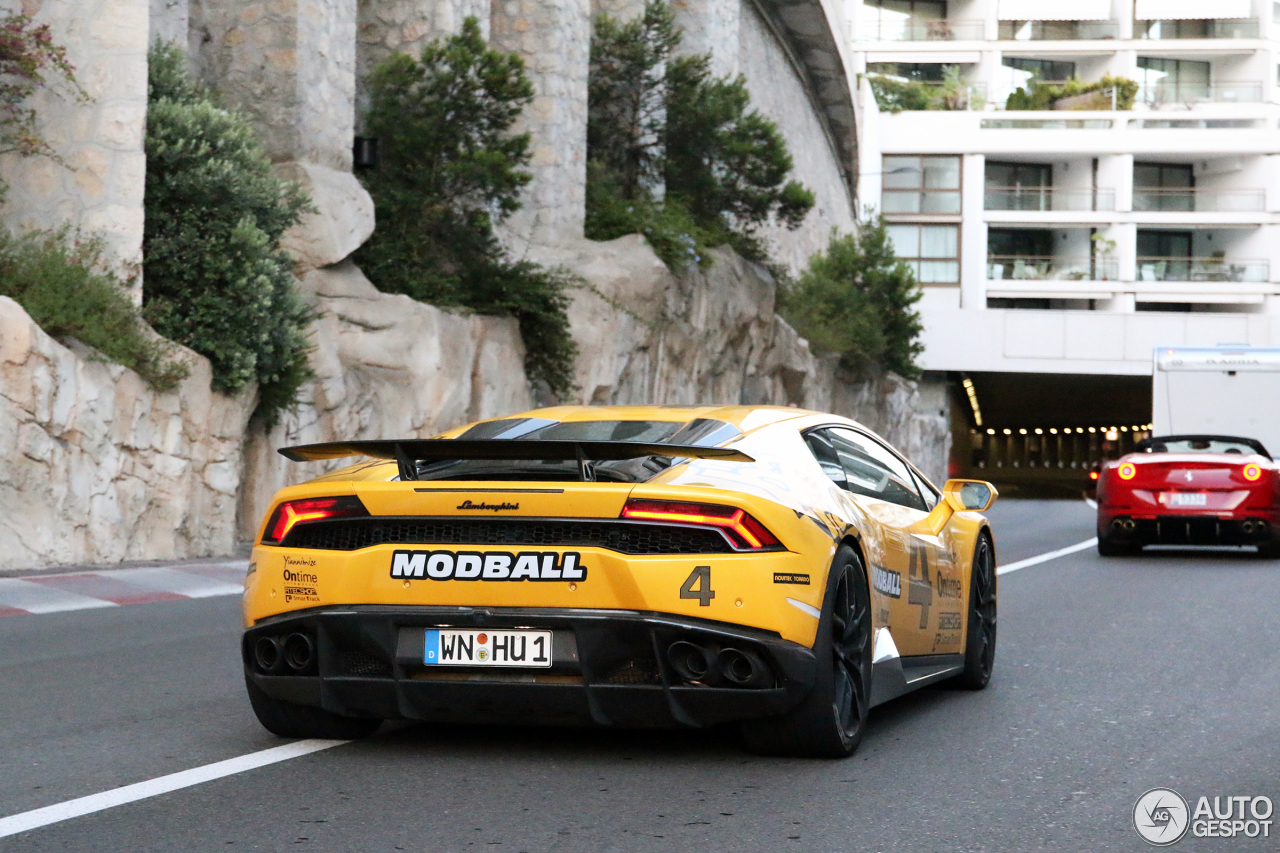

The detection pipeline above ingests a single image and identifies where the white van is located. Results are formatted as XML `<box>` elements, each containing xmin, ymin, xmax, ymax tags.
<box><xmin>1152</xmin><ymin>347</ymin><xmax>1280</xmax><ymax>455</ymax></box>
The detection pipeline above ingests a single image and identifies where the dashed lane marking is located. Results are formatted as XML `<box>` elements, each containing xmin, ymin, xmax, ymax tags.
<box><xmin>0</xmin><ymin>739</ymin><xmax>347</xmax><ymax>839</ymax></box>
<box><xmin>997</xmin><ymin>538</ymin><xmax>1098</xmax><ymax>575</ymax></box>
<box><xmin>0</xmin><ymin>561</ymin><xmax>246</xmax><ymax>616</ymax></box>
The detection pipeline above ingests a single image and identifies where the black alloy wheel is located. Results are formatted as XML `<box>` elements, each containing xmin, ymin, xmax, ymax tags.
<box><xmin>954</xmin><ymin>532</ymin><xmax>996</xmax><ymax>689</ymax></box>
<box><xmin>740</xmin><ymin>544</ymin><xmax>872</xmax><ymax>758</ymax></box>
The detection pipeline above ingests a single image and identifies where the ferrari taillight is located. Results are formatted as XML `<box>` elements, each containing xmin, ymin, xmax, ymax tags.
<box><xmin>262</xmin><ymin>496</ymin><xmax>368</xmax><ymax>544</ymax></box>
<box><xmin>1117</xmin><ymin>462</ymin><xmax>1136</xmax><ymax>480</ymax></box>
<box><xmin>620</xmin><ymin>499</ymin><xmax>781</xmax><ymax>550</ymax></box>
<box><xmin>1243</xmin><ymin>463</ymin><xmax>1263</xmax><ymax>482</ymax></box>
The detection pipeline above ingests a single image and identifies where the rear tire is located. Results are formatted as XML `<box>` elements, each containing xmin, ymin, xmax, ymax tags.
<box><xmin>740</xmin><ymin>545</ymin><xmax>872</xmax><ymax>758</ymax></box>
<box><xmin>1097</xmin><ymin>531</ymin><xmax>1140</xmax><ymax>557</ymax></box>
<box><xmin>245</xmin><ymin>675</ymin><xmax>381</xmax><ymax>739</ymax></box>
<box><xmin>953</xmin><ymin>533</ymin><xmax>996</xmax><ymax>690</ymax></box>
<box><xmin>1256</xmin><ymin>540</ymin><xmax>1280</xmax><ymax>559</ymax></box>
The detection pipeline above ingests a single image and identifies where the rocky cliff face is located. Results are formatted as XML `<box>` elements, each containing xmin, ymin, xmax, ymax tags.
<box><xmin>542</xmin><ymin>235</ymin><xmax>950</xmax><ymax>480</ymax></box>
<box><xmin>0</xmin><ymin>296</ymin><xmax>254</xmax><ymax>570</ymax></box>
<box><xmin>0</xmin><ymin>238</ymin><xmax>948</xmax><ymax>571</ymax></box>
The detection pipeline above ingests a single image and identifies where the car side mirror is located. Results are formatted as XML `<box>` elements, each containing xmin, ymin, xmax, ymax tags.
<box><xmin>942</xmin><ymin>479</ymin><xmax>997</xmax><ymax>512</ymax></box>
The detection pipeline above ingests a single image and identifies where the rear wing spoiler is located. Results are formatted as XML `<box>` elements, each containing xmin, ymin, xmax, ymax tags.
<box><xmin>279</xmin><ymin>439</ymin><xmax>754</xmax><ymax>482</ymax></box>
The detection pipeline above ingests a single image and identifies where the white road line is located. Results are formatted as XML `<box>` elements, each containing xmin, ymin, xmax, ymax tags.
<box><xmin>998</xmin><ymin>538</ymin><xmax>1098</xmax><ymax>575</ymax></box>
<box><xmin>0</xmin><ymin>740</ymin><xmax>347</xmax><ymax>839</ymax></box>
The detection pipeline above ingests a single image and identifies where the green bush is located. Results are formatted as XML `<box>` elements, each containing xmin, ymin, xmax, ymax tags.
<box><xmin>867</xmin><ymin>75</ymin><xmax>933</xmax><ymax>113</ymax></box>
<box><xmin>0</xmin><ymin>229</ymin><xmax>188</xmax><ymax>389</ymax></box>
<box><xmin>867</xmin><ymin>66</ymin><xmax>980</xmax><ymax>112</ymax></box>
<box><xmin>1005</xmin><ymin>74</ymin><xmax>1137</xmax><ymax>111</ymax></box>
<box><xmin>354</xmin><ymin>18</ymin><xmax>577</xmax><ymax>398</ymax></box>
<box><xmin>143</xmin><ymin>42</ymin><xmax>313</xmax><ymax>424</ymax></box>
<box><xmin>779</xmin><ymin>218</ymin><xmax>924</xmax><ymax>379</ymax></box>
<box><xmin>586</xmin><ymin>0</ymin><xmax>813</xmax><ymax>268</ymax></box>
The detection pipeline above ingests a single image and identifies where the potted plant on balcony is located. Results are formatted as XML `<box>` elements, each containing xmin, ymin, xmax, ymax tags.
<box><xmin>1091</xmin><ymin>233</ymin><xmax>1116</xmax><ymax>281</ymax></box>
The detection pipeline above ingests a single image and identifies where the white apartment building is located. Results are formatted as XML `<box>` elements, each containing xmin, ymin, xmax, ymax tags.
<box><xmin>848</xmin><ymin>0</ymin><xmax>1280</xmax><ymax>392</ymax></box>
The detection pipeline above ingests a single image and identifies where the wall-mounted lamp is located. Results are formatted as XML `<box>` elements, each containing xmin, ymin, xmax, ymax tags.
<box><xmin>353</xmin><ymin>136</ymin><xmax>380</xmax><ymax>168</ymax></box>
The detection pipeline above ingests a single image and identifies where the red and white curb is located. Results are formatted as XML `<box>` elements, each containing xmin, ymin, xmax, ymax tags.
<box><xmin>0</xmin><ymin>561</ymin><xmax>246</xmax><ymax>616</ymax></box>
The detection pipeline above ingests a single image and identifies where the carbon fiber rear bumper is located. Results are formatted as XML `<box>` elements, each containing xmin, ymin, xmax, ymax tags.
<box><xmin>244</xmin><ymin>606</ymin><xmax>817</xmax><ymax>728</ymax></box>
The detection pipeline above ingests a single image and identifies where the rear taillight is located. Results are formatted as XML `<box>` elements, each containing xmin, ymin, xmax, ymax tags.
<box><xmin>621</xmin><ymin>499</ymin><xmax>781</xmax><ymax>550</ymax></box>
<box><xmin>1243</xmin><ymin>463</ymin><xmax>1262</xmax><ymax>482</ymax></box>
<box><xmin>1117</xmin><ymin>462</ymin><xmax>1136</xmax><ymax>480</ymax></box>
<box><xmin>262</xmin><ymin>496</ymin><xmax>368</xmax><ymax>544</ymax></box>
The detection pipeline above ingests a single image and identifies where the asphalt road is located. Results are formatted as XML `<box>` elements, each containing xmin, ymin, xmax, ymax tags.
<box><xmin>2</xmin><ymin>499</ymin><xmax>1277</xmax><ymax>852</ymax></box>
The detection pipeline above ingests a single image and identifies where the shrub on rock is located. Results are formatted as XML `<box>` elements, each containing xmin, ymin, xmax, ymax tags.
<box><xmin>143</xmin><ymin>42</ymin><xmax>313</xmax><ymax>423</ymax></box>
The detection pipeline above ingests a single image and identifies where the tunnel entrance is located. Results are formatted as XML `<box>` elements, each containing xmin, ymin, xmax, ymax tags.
<box><xmin>948</xmin><ymin>372</ymin><xmax>1153</xmax><ymax>496</ymax></box>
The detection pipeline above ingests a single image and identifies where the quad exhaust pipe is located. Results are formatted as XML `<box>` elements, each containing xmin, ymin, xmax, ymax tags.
<box><xmin>666</xmin><ymin>641</ymin><xmax>773</xmax><ymax>688</ymax></box>
<box><xmin>253</xmin><ymin>632</ymin><xmax>315</xmax><ymax>674</ymax></box>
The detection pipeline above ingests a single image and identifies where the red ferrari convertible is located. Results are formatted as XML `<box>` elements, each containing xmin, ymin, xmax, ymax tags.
<box><xmin>1096</xmin><ymin>435</ymin><xmax>1280</xmax><ymax>557</ymax></box>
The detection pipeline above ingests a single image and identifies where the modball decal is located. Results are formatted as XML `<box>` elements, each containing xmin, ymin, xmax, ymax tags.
<box><xmin>390</xmin><ymin>550</ymin><xmax>586</xmax><ymax>582</ymax></box>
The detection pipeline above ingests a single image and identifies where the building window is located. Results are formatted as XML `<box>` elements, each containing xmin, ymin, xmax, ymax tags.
<box><xmin>881</xmin><ymin>155</ymin><xmax>960</xmax><ymax>214</ymax></box>
<box><xmin>1133</xmin><ymin>162</ymin><xmax>1194</xmax><ymax>211</ymax></box>
<box><xmin>861</xmin><ymin>0</ymin><xmax>947</xmax><ymax>40</ymax></box>
<box><xmin>1136</xmin><ymin>57</ymin><xmax>1210</xmax><ymax>103</ymax></box>
<box><xmin>886</xmin><ymin>223</ymin><xmax>959</xmax><ymax>283</ymax></box>
<box><xmin>1001</xmin><ymin>57</ymin><xmax>1076</xmax><ymax>90</ymax></box>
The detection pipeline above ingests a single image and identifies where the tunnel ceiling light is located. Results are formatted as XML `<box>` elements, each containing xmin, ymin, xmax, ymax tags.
<box><xmin>1019</xmin><ymin>428</ymin><xmax>1028</xmax><ymax>435</ymax></box>
<box><xmin>986</xmin><ymin>428</ymin><xmax>995</xmax><ymax>435</ymax></box>
<box><xmin>961</xmin><ymin>377</ymin><xmax>983</xmax><ymax>427</ymax></box>
<box><xmin>1049</xmin><ymin>428</ymin><xmax>1058</xmax><ymax>434</ymax></box>
<box><xmin>1003</xmin><ymin>428</ymin><xmax>1012</xmax><ymax>435</ymax></box>
<box><xmin>1088</xmin><ymin>427</ymin><xmax>1097</xmax><ymax>433</ymax></box>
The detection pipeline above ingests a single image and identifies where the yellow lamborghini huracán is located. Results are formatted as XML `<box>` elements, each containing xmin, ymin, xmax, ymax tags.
<box><xmin>242</xmin><ymin>406</ymin><xmax>997</xmax><ymax>757</ymax></box>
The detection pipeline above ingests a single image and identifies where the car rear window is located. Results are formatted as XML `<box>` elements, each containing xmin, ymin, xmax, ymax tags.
<box><xmin>422</xmin><ymin>418</ymin><xmax>743</xmax><ymax>482</ymax></box>
<box><xmin>1142</xmin><ymin>438</ymin><xmax>1268</xmax><ymax>457</ymax></box>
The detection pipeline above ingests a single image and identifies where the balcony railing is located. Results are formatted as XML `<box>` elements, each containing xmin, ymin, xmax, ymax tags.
<box><xmin>1136</xmin><ymin>19</ymin><xmax>1260</xmax><ymax>39</ymax></box>
<box><xmin>860</xmin><ymin>18</ymin><xmax>985</xmax><ymax>41</ymax></box>
<box><xmin>981</xmin><ymin>118</ymin><xmax>1114</xmax><ymax>129</ymax></box>
<box><xmin>1139</xmin><ymin>82</ymin><xmax>1263</xmax><ymax>106</ymax></box>
<box><xmin>987</xmin><ymin>256</ymin><xmax>1119</xmax><ymax>281</ymax></box>
<box><xmin>1132</xmin><ymin>188</ymin><xmax>1266</xmax><ymax>213</ymax></box>
<box><xmin>984</xmin><ymin>187</ymin><xmax>1116</xmax><ymax>212</ymax></box>
<box><xmin>998</xmin><ymin>20</ymin><xmax>1119</xmax><ymax>40</ymax></box>
<box><xmin>1136</xmin><ymin>257</ymin><xmax>1269</xmax><ymax>282</ymax></box>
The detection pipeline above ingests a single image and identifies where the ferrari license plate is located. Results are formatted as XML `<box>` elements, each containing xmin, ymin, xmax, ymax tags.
<box><xmin>423</xmin><ymin>629</ymin><xmax>552</xmax><ymax>667</ymax></box>
<box><xmin>1170</xmin><ymin>492</ymin><xmax>1208</xmax><ymax>507</ymax></box>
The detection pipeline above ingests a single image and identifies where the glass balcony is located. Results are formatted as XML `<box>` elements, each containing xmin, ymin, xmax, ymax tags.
<box><xmin>860</xmin><ymin>18</ymin><xmax>985</xmax><ymax>41</ymax></box>
<box><xmin>984</xmin><ymin>187</ymin><xmax>1116</xmax><ymax>212</ymax></box>
<box><xmin>1138</xmin><ymin>82</ymin><xmax>1263</xmax><ymax>106</ymax></box>
<box><xmin>999</xmin><ymin>20</ymin><xmax>1119</xmax><ymax>40</ymax></box>
<box><xmin>981</xmin><ymin>118</ymin><xmax>1114</xmax><ymax>129</ymax></box>
<box><xmin>1131</xmin><ymin>188</ymin><xmax>1265</xmax><ymax>213</ymax></box>
<box><xmin>1135</xmin><ymin>257</ymin><xmax>1269</xmax><ymax>282</ymax></box>
<box><xmin>1127</xmin><ymin>118</ymin><xmax>1263</xmax><ymax>129</ymax></box>
<box><xmin>1136</xmin><ymin>19</ymin><xmax>1260</xmax><ymax>39</ymax></box>
<box><xmin>987</xmin><ymin>256</ymin><xmax>1119</xmax><ymax>281</ymax></box>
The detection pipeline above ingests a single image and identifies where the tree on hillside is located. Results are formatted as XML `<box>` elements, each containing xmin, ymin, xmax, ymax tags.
<box><xmin>585</xmin><ymin>0</ymin><xmax>813</xmax><ymax>267</ymax></box>
<box><xmin>780</xmin><ymin>217</ymin><xmax>924</xmax><ymax>379</ymax></box>
<box><xmin>354</xmin><ymin>18</ymin><xmax>576</xmax><ymax>398</ymax></box>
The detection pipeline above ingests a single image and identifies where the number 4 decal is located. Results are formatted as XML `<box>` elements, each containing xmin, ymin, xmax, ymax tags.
<box><xmin>680</xmin><ymin>566</ymin><xmax>715</xmax><ymax>606</ymax></box>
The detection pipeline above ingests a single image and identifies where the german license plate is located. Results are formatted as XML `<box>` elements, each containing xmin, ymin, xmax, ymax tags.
<box><xmin>423</xmin><ymin>629</ymin><xmax>552</xmax><ymax>667</ymax></box>
<box><xmin>1170</xmin><ymin>492</ymin><xmax>1207</xmax><ymax>507</ymax></box>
